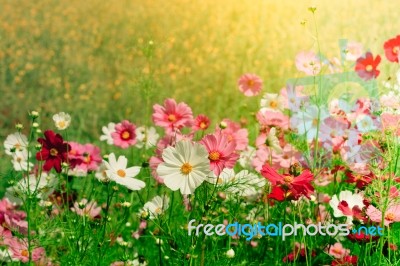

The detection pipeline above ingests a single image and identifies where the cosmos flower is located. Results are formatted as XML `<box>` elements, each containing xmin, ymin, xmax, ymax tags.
<box><xmin>237</xmin><ymin>73</ymin><xmax>263</xmax><ymax>97</ymax></box>
<box><xmin>261</xmin><ymin>164</ymin><xmax>314</xmax><ymax>201</ymax></box>
<box><xmin>260</xmin><ymin>93</ymin><xmax>284</xmax><ymax>113</ymax></box>
<box><xmin>355</xmin><ymin>52</ymin><xmax>381</xmax><ymax>80</ymax></box>
<box><xmin>344</xmin><ymin>41</ymin><xmax>363</xmax><ymax>61</ymax></box>
<box><xmin>135</xmin><ymin>126</ymin><xmax>159</xmax><ymax>149</ymax></box>
<box><xmin>295</xmin><ymin>51</ymin><xmax>321</xmax><ymax>75</ymax></box>
<box><xmin>290</xmin><ymin>105</ymin><xmax>329</xmax><ymax>140</ymax></box>
<box><xmin>111</xmin><ymin>120</ymin><xmax>137</xmax><ymax>149</ymax></box>
<box><xmin>200</xmin><ymin>131</ymin><xmax>239</xmax><ymax>176</ymax></box>
<box><xmin>103</xmin><ymin>153</ymin><xmax>145</xmax><ymax>191</ymax></box>
<box><xmin>192</xmin><ymin>114</ymin><xmax>211</xmax><ymax>131</ymax></box>
<box><xmin>383</xmin><ymin>35</ymin><xmax>400</xmax><ymax>63</ymax></box>
<box><xmin>327</xmin><ymin>243</ymin><xmax>350</xmax><ymax>259</ymax></box>
<box><xmin>157</xmin><ymin>140</ymin><xmax>210</xmax><ymax>194</ymax></box>
<box><xmin>220</xmin><ymin>119</ymin><xmax>248</xmax><ymax>151</ymax></box>
<box><xmin>329</xmin><ymin>190</ymin><xmax>365</xmax><ymax>224</ymax></box>
<box><xmin>5</xmin><ymin>237</ymin><xmax>45</xmax><ymax>263</ymax></box>
<box><xmin>52</xmin><ymin>112</ymin><xmax>71</xmax><ymax>130</ymax></box>
<box><xmin>11</xmin><ymin>150</ymin><xmax>33</xmax><ymax>171</ymax></box>
<box><xmin>4</xmin><ymin>133</ymin><xmax>28</xmax><ymax>155</ymax></box>
<box><xmin>68</xmin><ymin>142</ymin><xmax>102</xmax><ymax>173</ymax></box>
<box><xmin>152</xmin><ymin>98</ymin><xmax>193</xmax><ymax>133</ymax></box>
<box><xmin>100</xmin><ymin>122</ymin><xmax>116</xmax><ymax>145</ymax></box>
<box><xmin>71</xmin><ymin>199</ymin><xmax>102</xmax><ymax>219</ymax></box>
<box><xmin>139</xmin><ymin>195</ymin><xmax>170</xmax><ymax>220</ymax></box>
<box><xmin>36</xmin><ymin>130</ymin><xmax>70</xmax><ymax>173</ymax></box>
<box><xmin>366</xmin><ymin>204</ymin><xmax>400</xmax><ymax>226</ymax></box>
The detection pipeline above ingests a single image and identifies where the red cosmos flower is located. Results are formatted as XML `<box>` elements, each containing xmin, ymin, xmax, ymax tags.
<box><xmin>384</xmin><ymin>35</ymin><xmax>400</xmax><ymax>62</ymax></box>
<box><xmin>355</xmin><ymin>52</ymin><xmax>381</xmax><ymax>80</ymax></box>
<box><xmin>345</xmin><ymin>170</ymin><xmax>374</xmax><ymax>189</ymax></box>
<box><xmin>36</xmin><ymin>130</ymin><xmax>70</xmax><ymax>173</ymax></box>
<box><xmin>331</xmin><ymin>255</ymin><xmax>358</xmax><ymax>266</ymax></box>
<box><xmin>261</xmin><ymin>164</ymin><xmax>314</xmax><ymax>201</ymax></box>
<box><xmin>347</xmin><ymin>231</ymin><xmax>379</xmax><ymax>243</ymax></box>
<box><xmin>192</xmin><ymin>114</ymin><xmax>210</xmax><ymax>131</ymax></box>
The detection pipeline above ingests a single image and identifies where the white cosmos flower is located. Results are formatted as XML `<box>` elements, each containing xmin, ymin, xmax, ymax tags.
<box><xmin>238</xmin><ymin>146</ymin><xmax>256</xmax><ymax>169</ymax></box>
<box><xmin>260</xmin><ymin>93</ymin><xmax>284</xmax><ymax>112</ymax></box>
<box><xmin>139</xmin><ymin>195</ymin><xmax>170</xmax><ymax>219</ymax></box>
<box><xmin>100</xmin><ymin>122</ymin><xmax>116</xmax><ymax>145</ymax></box>
<box><xmin>11</xmin><ymin>150</ymin><xmax>33</xmax><ymax>171</ymax></box>
<box><xmin>4</xmin><ymin>133</ymin><xmax>28</xmax><ymax>155</ymax></box>
<box><xmin>104</xmin><ymin>153</ymin><xmax>145</xmax><ymax>190</ymax></box>
<box><xmin>135</xmin><ymin>126</ymin><xmax>159</xmax><ymax>149</ymax></box>
<box><xmin>6</xmin><ymin>172</ymin><xmax>58</xmax><ymax>204</ymax></box>
<box><xmin>157</xmin><ymin>140</ymin><xmax>210</xmax><ymax>195</ymax></box>
<box><xmin>290</xmin><ymin>105</ymin><xmax>329</xmax><ymax>140</ymax></box>
<box><xmin>52</xmin><ymin>112</ymin><xmax>71</xmax><ymax>130</ymax></box>
<box><xmin>329</xmin><ymin>190</ymin><xmax>364</xmax><ymax>224</ymax></box>
<box><xmin>266</xmin><ymin>127</ymin><xmax>282</xmax><ymax>153</ymax></box>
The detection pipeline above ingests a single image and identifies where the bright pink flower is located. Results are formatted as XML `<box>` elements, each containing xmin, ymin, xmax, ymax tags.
<box><xmin>68</xmin><ymin>142</ymin><xmax>102</xmax><ymax>172</ymax></box>
<box><xmin>111</xmin><ymin>120</ymin><xmax>137</xmax><ymax>148</ymax></box>
<box><xmin>220</xmin><ymin>119</ymin><xmax>248</xmax><ymax>151</ymax></box>
<box><xmin>366</xmin><ymin>204</ymin><xmax>400</xmax><ymax>226</ymax></box>
<box><xmin>331</xmin><ymin>255</ymin><xmax>358</xmax><ymax>266</ymax></box>
<box><xmin>327</xmin><ymin>242</ymin><xmax>350</xmax><ymax>259</ymax></box>
<box><xmin>152</xmin><ymin>98</ymin><xmax>193</xmax><ymax>132</ymax></box>
<box><xmin>237</xmin><ymin>73</ymin><xmax>263</xmax><ymax>96</ymax></box>
<box><xmin>295</xmin><ymin>51</ymin><xmax>321</xmax><ymax>75</ymax></box>
<box><xmin>71</xmin><ymin>199</ymin><xmax>101</xmax><ymax>219</ymax></box>
<box><xmin>200</xmin><ymin>131</ymin><xmax>239</xmax><ymax>176</ymax></box>
<box><xmin>5</xmin><ymin>237</ymin><xmax>45</xmax><ymax>263</ymax></box>
<box><xmin>192</xmin><ymin>114</ymin><xmax>210</xmax><ymax>131</ymax></box>
<box><xmin>4</xmin><ymin>214</ymin><xmax>28</xmax><ymax>235</ymax></box>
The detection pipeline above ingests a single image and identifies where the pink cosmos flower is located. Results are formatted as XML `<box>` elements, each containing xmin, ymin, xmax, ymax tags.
<box><xmin>327</xmin><ymin>242</ymin><xmax>350</xmax><ymax>259</ymax></box>
<box><xmin>237</xmin><ymin>73</ymin><xmax>263</xmax><ymax>96</ymax></box>
<box><xmin>0</xmin><ymin>225</ymin><xmax>12</xmax><ymax>245</ymax></box>
<box><xmin>5</xmin><ymin>237</ymin><xmax>45</xmax><ymax>263</ymax></box>
<box><xmin>252</xmin><ymin>146</ymin><xmax>281</xmax><ymax>172</ymax></box>
<box><xmin>280</xmin><ymin>85</ymin><xmax>308</xmax><ymax>110</ymax></box>
<box><xmin>152</xmin><ymin>98</ymin><xmax>193</xmax><ymax>133</ymax></box>
<box><xmin>149</xmin><ymin>155</ymin><xmax>164</xmax><ymax>184</ymax></box>
<box><xmin>256</xmin><ymin>110</ymin><xmax>290</xmax><ymax>130</ymax></box>
<box><xmin>272</xmin><ymin>144</ymin><xmax>300</xmax><ymax>169</ymax></box>
<box><xmin>68</xmin><ymin>142</ymin><xmax>102</xmax><ymax>172</ymax></box>
<box><xmin>220</xmin><ymin>119</ymin><xmax>248</xmax><ymax>151</ymax></box>
<box><xmin>381</xmin><ymin>113</ymin><xmax>400</xmax><ymax>135</ymax></box>
<box><xmin>192</xmin><ymin>114</ymin><xmax>210</xmax><ymax>131</ymax></box>
<box><xmin>71</xmin><ymin>199</ymin><xmax>102</xmax><ymax>219</ymax></box>
<box><xmin>295</xmin><ymin>51</ymin><xmax>321</xmax><ymax>75</ymax></box>
<box><xmin>111</xmin><ymin>120</ymin><xmax>137</xmax><ymax>148</ymax></box>
<box><xmin>200</xmin><ymin>131</ymin><xmax>239</xmax><ymax>176</ymax></box>
<box><xmin>345</xmin><ymin>41</ymin><xmax>364</xmax><ymax>61</ymax></box>
<box><xmin>366</xmin><ymin>204</ymin><xmax>400</xmax><ymax>226</ymax></box>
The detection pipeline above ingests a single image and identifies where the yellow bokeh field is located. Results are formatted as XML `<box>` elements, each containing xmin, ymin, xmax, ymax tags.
<box><xmin>1</xmin><ymin>0</ymin><xmax>399</xmax><ymax>140</ymax></box>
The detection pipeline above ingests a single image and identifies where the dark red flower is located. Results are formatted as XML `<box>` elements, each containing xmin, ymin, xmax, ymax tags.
<box><xmin>355</xmin><ymin>52</ymin><xmax>381</xmax><ymax>80</ymax></box>
<box><xmin>36</xmin><ymin>130</ymin><xmax>70</xmax><ymax>173</ymax></box>
<box><xmin>261</xmin><ymin>164</ymin><xmax>314</xmax><ymax>201</ymax></box>
<box><xmin>384</xmin><ymin>35</ymin><xmax>400</xmax><ymax>62</ymax></box>
<box><xmin>345</xmin><ymin>170</ymin><xmax>374</xmax><ymax>189</ymax></box>
<box><xmin>347</xmin><ymin>230</ymin><xmax>379</xmax><ymax>243</ymax></box>
<box><xmin>331</xmin><ymin>255</ymin><xmax>358</xmax><ymax>266</ymax></box>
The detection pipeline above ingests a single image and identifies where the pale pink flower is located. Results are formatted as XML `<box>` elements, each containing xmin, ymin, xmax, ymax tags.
<box><xmin>4</xmin><ymin>214</ymin><xmax>28</xmax><ymax>235</ymax></box>
<box><xmin>328</xmin><ymin>242</ymin><xmax>350</xmax><ymax>259</ymax></box>
<box><xmin>280</xmin><ymin>85</ymin><xmax>308</xmax><ymax>110</ymax></box>
<box><xmin>252</xmin><ymin>146</ymin><xmax>280</xmax><ymax>172</ymax></box>
<box><xmin>366</xmin><ymin>204</ymin><xmax>400</xmax><ymax>226</ymax></box>
<box><xmin>200</xmin><ymin>131</ymin><xmax>239</xmax><ymax>176</ymax></box>
<box><xmin>220</xmin><ymin>119</ymin><xmax>248</xmax><ymax>151</ymax></box>
<box><xmin>272</xmin><ymin>144</ymin><xmax>299</xmax><ymax>169</ymax></box>
<box><xmin>256</xmin><ymin>109</ymin><xmax>289</xmax><ymax>130</ymax></box>
<box><xmin>381</xmin><ymin>113</ymin><xmax>400</xmax><ymax>135</ymax></box>
<box><xmin>0</xmin><ymin>225</ymin><xmax>12</xmax><ymax>245</ymax></box>
<box><xmin>71</xmin><ymin>199</ymin><xmax>101</xmax><ymax>219</ymax></box>
<box><xmin>319</xmin><ymin>117</ymin><xmax>349</xmax><ymax>142</ymax></box>
<box><xmin>5</xmin><ymin>237</ymin><xmax>45</xmax><ymax>263</ymax></box>
<box><xmin>237</xmin><ymin>73</ymin><xmax>263</xmax><ymax>96</ymax></box>
<box><xmin>295</xmin><ymin>51</ymin><xmax>321</xmax><ymax>75</ymax></box>
<box><xmin>380</xmin><ymin>92</ymin><xmax>400</xmax><ymax>109</ymax></box>
<box><xmin>344</xmin><ymin>41</ymin><xmax>363</xmax><ymax>61</ymax></box>
<box><xmin>152</xmin><ymin>98</ymin><xmax>193</xmax><ymax>133</ymax></box>
<box><xmin>149</xmin><ymin>155</ymin><xmax>164</xmax><ymax>184</ymax></box>
<box><xmin>111</xmin><ymin>120</ymin><xmax>137</xmax><ymax>148</ymax></box>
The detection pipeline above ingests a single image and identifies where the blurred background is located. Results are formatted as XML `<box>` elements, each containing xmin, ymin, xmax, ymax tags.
<box><xmin>0</xmin><ymin>0</ymin><xmax>399</xmax><ymax>141</ymax></box>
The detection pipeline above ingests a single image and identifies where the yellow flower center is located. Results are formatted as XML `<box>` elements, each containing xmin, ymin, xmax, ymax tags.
<box><xmin>283</xmin><ymin>175</ymin><xmax>294</xmax><ymax>183</ymax></box>
<box><xmin>200</xmin><ymin>122</ymin><xmax>207</xmax><ymax>129</ymax></box>
<box><xmin>121</xmin><ymin>130</ymin><xmax>130</xmax><ymax>140</ymax></box>
<box><xmin>269</xmin><ymin>101</ymin><xmax>278</xmax><ymax>109</ymax></box>
<box><xmin>155</xmin><ymin>207</ymin><xmax>162</xmax><ymax>214</ymax></box>
<box><xmin>57</xmin><ymin>121</ymin><xmax>66</xmax><ymax>128</ymax></box>
<box><xmin>180</xmin><ymin>163</ymin><xmax>193</xmax><ymax>175</ymax></box>
<box><xmin>50</xmin><ymin>148</ymin><xmax>58</xmax><ymax>156</ymax></box>
<box><xmin>385</xmin><ymin>213</ymin><xmax>395</xmax><ymax>221</ymax></box>
<box><xmin>312</xmin><ymin>118</ymin><xmax>319</xmax><ymax>126</ymax></box>
<box><xmin>117</xmin><ymin>169</ymin><xmax>126</xmax><ymax>178</ymax></box>
<box><xmin>209</xmin><ymin>151</ymin><xmax>221</xmax><ymax>161</ymax></box>
<box><xmin>168</xmin><ymin>114</ymin><xmax>177</xmax><ymax>122</ymax></box>
<box><xmin>393</xmin><ymin>47</ymin><xmax>399</xmax><ymax>54</ymax></box>
<box><xmin>365</xmin><ymin>65</ymin><xmax>373</xmax><ymax>72</ymax></box>
<box><xmin>83</xmin><ymin>155</ymin><xmax>91</xmax><ymax>163</ymax></box>
<box><xmin>247</xmin><ymin>79</ymin><xmax>255</xmax><ymax>87</ymax></box>
<box><xmin>14</xmin><ymin>143</ymin><xmax>21</xmax><ymax>150</ymax></box>
<box><xmin>21</xmin><ymin>250</ymin><xmax>29</xmax><ymax>257</ymax></box>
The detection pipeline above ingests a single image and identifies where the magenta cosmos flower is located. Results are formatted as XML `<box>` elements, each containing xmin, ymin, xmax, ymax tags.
<box><xmin>237</xmin><ymin>73</ymin><xmax>263</xmax><ymax>96</ymax></box>
<box><xmin>111</xmin><ymin>120</ymin><xmax>137</xmax><ymax>148</ymax></box>
<box><xmin>152</xmin><ymin>98</ymin><xmax>193</xmax><ymax>133</ymax></box>
<box><xmin>200</xmin><ymin>131</ymin><xmax>239</xmax><ymax>176</ymax></box>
